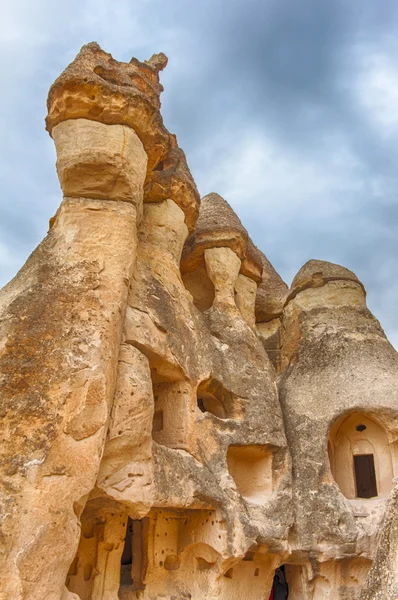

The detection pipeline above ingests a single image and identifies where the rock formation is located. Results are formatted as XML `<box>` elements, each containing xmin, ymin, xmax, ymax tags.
<box><xmin>0</xmin><ymin>43</ymin><xmax>397</xmax><ymax>600</ymax></box>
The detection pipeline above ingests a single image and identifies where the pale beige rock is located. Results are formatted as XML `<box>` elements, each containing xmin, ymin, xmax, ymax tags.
<box><xmin>96</xmin><ymin>344</ymin><xmax>154</xmax><ymax>517</ymax></box>
<box><xmin>0</xmin><ymin>196</ymin><xmax>143</xmax><ymax>599</ymax></box>
<box><xmin>53</xmin><ymin>119</ymin><xmax>147</xmax><ymax>203</ymax></box>
<box><xmin>360</xmin><ymin>484</ymin><xmax>398</xmax><ymax>599</ymax></box>
<box><xmin>182</xmin><ymin>263</ymin><xmax>215</xmax><ymax>312</ymax></box>
<box><xmin>138</xmin><ymin>198</ymin><xmax>188</xmax><ymax>262</ymax></box>
<box><xmin>152</xmin><ymin>381</ymin><xmax>195</xmax><ymax>450</ymax></box>
<box><xmin>252</xmin><ymin>249</ymin><xmax>288</xmax><ymax>370</ymax></box>
<box><xmin>1</xmin><ymin>43</ymin><xmax>397</xmax><ymax>600</ymax></box>
<box><xmin>257</xmin><ymin>317</ymin><xmax>283</xmax><ymax>370</ymax></box>
<box><xmin>180</xmin><ymin>193</ymin><xmax>279</xmax><ymax>322</ymax></box>
<box><xmin>182</xmin><ymin>193</ymin><xmax>249</xmax><ymax>274</ymax></box>
<box><xmin>240</xmin><ymin>238</ymin><xmax>263</xmax><ymax>283</ymax></box>
<box><xmin>288</xmin><ymin>257</ymin><xmax>364</xmax><ymax>302</ymax></box>
<box><xmin>46</xmin><ymin>42</ymin><xmax>169</xmax><ymax>173</ymax></box>
<box><xmin>143</xmin><ymin>137</ymin><xmax>200</xmax><ymax>232</ymax></box>
<box><xmin>235</xmin><ymin>273</ymin><xmax>257</xmax><ymax>328</ymax></box>
<box><xmin>255</xmin><ymin>249</ymin><xmax>288</xmax><ymax>322</ymax></box>
<box><xmin>286</xmin><ymin>558</ymin><xmax>372</xmax><ymax>599</ymax></box>
<box><xmin>278</xmin><ymin>260</ymin><xmax>398</xmax><ymax>598</ymax></box>
<box><xmin>46</xmin><ymin>42</ymin><xmax>200</xmax><ymax>230</ymax></box>
<box><xmin>66</xmin><ymin>499</ymin><xmax>129</xmax><ymax>600</ymax></box>
<box><xmin>204</xmin><ymin>246</ymin><xmax>241</xmax><ymax>312</ymax></box>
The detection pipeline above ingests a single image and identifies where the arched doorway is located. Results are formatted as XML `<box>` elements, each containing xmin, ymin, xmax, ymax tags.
<box><xmin>329</xmin><ymin>413</ymin><xmax>394</xmax><ymax>499</ymax></box>
<box><xmin>269</xmin><ymin>566</ymin><xmax>289</xmax><ymax>599</ymax></box>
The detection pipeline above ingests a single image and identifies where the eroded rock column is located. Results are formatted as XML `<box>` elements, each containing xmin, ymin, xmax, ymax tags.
<box><xmin>0</xmin><ymin>118</ymin><xmax>147</xmax><ymax>600</ymax></box>
<box><xmin>205</xmin><ymin>246</ymin><xmax>242</xmax><ymax>313</ymax></box>
<box><xmin>235</xmin><ymin>274</ymin><xmax>258</xmax><ymax>328</ymax></box>
<box><xmin>278</xmin><ymin>260</ymin><xmax>398</xmax><ymax>598</ymax></box>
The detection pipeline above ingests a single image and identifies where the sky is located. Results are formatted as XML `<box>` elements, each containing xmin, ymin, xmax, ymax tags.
<box><xmin>1</xmin><ymin>0</ymin><xmax>398</xmax><ymax>346</ymax></box>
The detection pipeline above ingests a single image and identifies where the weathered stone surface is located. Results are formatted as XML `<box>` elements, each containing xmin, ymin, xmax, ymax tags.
<box><xmin>240</xmin><ymin>238</ymin><xmax>263</xmax><ymax>283</ymax></box>
<box><xmin>254</xmin><ymin>249</ymin><xmax>287</xmax><ymax>371</ymax></box>
<box><xmin>138</xmin><ymin>198</ymin><xmax>188</xmax><ymax>262</ymax></box>
<box><xmin>46</xmin><ymin>42</ymin><xmax>169</xmax><ymax>173</ymax></box>
<box><xmin>278</xmin><ymin>260</ymin><xmax>398</xmax><ymax>597</ymax></box>
<box><xmin>96</xmin><ymin>344</ymin><xmax>154</xmax><ymax>517</ymax></box>
<box><xmin>0</xmin><ymin>196</ymin><xmax>142</xmax><ymax>599</ymax></box>
<box><xmin>181</xmin><ymin>192</ymin><xmax>249</xmax><ymax>273</ymax></box>
<box><xmin>205</xmin><ymin>246</ymin><xmax>242</xmax><ymax>312</ymax></box>
<box><xmin>255</xmin><ymin>249</ymin><xmax>288</xmax><ymax>322</ymax></box>
<box><xmin>115</xmin><ymin>189</ymin><xmax>292</xmax><ymax>599</ymax></box>
<box><xmin>361</xmin><ymin>483</ymin><xmax>398</xmax><ymax>599</ymax></box>
<box><xmin>288</xmin><ymin>258</ymin><xmax>364</xmax><ymax>302</ymax></box>
<box><xmin>1</xmin><ymin>43</ymin><xmax>397</xmax><ymax>600</ymax></box>
<box><xmin>181</xmin><ymin>193</ymin><xmax>267</xmax><ymax>326</ymax></box>
<box><xmin>47</xmin><ymin>42</ymin><xmax>199</xmax><ymax>231</ymax></box>
<box><xmin>143</xmin><ymin>136</ymin><xmax>200</xmax><ymax>232</ymax></box>
<box><xmin>235</xmin><ymin>273</ymin><xmax>257</xmax><ymax>329</ymax></box>
<box><xmin>52</xmin><ymin>119</ymin><xmax>147</xmax><ymax>203</ymax></box>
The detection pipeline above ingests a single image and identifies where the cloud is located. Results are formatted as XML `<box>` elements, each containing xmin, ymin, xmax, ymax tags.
<box><xmin>354</xmin><ymin>44</ymin><xmax>398</xmax><ymax>138</ymax></box>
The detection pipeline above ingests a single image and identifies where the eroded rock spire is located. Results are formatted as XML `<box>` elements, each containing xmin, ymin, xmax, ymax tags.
<box><xmin>0</xmin><ymin>42</ymin><xmax>397</xmax><ymax>600</ymax></box>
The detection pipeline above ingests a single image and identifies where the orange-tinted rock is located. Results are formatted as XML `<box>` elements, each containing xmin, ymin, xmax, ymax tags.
<box><xmin>1</xmin><ymin>41</ymin><xmax>397</xmax><ymax>600</ymax></box>
<box><xmin>181</xmin><ymin>192</ymin><xmax>249</xmax><ymax>274</ymax></box>
<box><xmin>47</xmin><ymin>43</ymin><xmax>200</xmax><ymax>231</ymax></box>
<box><xmin>240</xmin><ymin>239</ymin><xmax>263</xmax><ymax>284</ymax></box>
<box><xmin>46</xmin><ymin>42</ymin><xmax>169</xmax><ymax>174</ymax></box>
<box><xmin>144</xmin><ymin>137</ymin><xmax>200</xmax><ymax>232</ymax></box>
<box><xmin>255</xmin><ymin>250</ymin><xmax>288</xmax><ymax>322</ymax></box>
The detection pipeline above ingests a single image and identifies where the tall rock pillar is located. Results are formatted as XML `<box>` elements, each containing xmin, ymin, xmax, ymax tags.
<box><xmin>0</xmin><ymin>43</ymin><xmax>171</xmax><ymax>600</ymax></box>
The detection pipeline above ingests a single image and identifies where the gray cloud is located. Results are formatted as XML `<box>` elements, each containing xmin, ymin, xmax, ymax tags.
<box><xmin>1</xmin><ymin>0</ymin><xmax>397</xmax><ymax>346</ymax></box>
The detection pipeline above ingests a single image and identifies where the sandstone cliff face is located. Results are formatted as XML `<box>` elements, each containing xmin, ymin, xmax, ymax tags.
<box><xmin>279</xmin><ymin>260</ymin><xmax>398</xmax><ymax>598</ymax></box>
<box><xmin>360</xmin><ymin>483</ymin><xmax>398</xmax><ymax>599</ymax></box>
<box><xmin>0</xmin><ymin>44</ymin><xmax>397</xmax><ymax>600</ymax></box>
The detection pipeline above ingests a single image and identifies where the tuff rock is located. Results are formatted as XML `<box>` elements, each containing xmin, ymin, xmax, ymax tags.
<box><xmin>0</xmin><ymin>44</ymin><xmax>397</xmax><ymax>600</ymax></box>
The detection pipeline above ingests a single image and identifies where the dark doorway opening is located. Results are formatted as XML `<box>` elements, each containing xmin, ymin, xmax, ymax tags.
<box><xmin>120</xmin><ymin>517</ymin><xmax>148</xmax><ymax>591</ymax></box>
<box><xmin>354</xmin><ymin>454</ymin><xmax>377</xmax><ymax>498</ymax></box>
<box><xmin>269</xmin><ymin>565</ymin><xmax>288</xmax><ymax>599</ymax></box>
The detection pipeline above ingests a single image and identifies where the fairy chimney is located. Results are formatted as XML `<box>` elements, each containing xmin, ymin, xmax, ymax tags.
<box><xmin>0</xmin><ymin>44</ymin><xmax>397</xmax><ymax>600</ymax></box>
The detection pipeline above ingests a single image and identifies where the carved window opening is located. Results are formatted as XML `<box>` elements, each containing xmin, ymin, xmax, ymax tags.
<box><xmin>151</xmin><ymin>379</ymin><xmax>193</xmax><ymax>450</ymax></box>
<box><xmin>120</xmin><ymin>517</ymin><xmax>133</xmax><ymax>585</ymax></box>
<box><xmin>181</xmin><ymin>265</ymin><xmax>215</xmax><ymax>312</ymax></box>
<box><xmin>227</xmin><ymin>445</ymin><xmax>273</xmax><ymax>503</ymax></box>
<box><xmin>197</xmin><ymin>392</ymin><xmax>226</xmax><ymax>419</ymax></box>
<box><xmin>66</xmin><ymin>499</ymin><xmax>149</xmax><ymax>600</ymax></box>
<box><xmin>354</xmin><ymin>454</ymin><xmax>377</xmax><ymax>498</ymax></box>
<box><xmin>196</xmin><ymin>378</ymin><xmax>243</xmax><ymax>420</ymax></box>
<box><xmin>328</xmin><ymin>413</ymin><xmax>394</xmax><ymax>500</ymax></box>
<box><xmin>152</xmin><ymin>410</ymin><xmax>164</xmax><ymax>433</ymax></box>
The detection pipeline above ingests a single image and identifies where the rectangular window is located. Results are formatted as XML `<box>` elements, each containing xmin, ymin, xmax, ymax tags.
<box><xmin>354</xmin><ymin>454</ymin><xmax>377</xmax><ymax>498</ymax></box>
